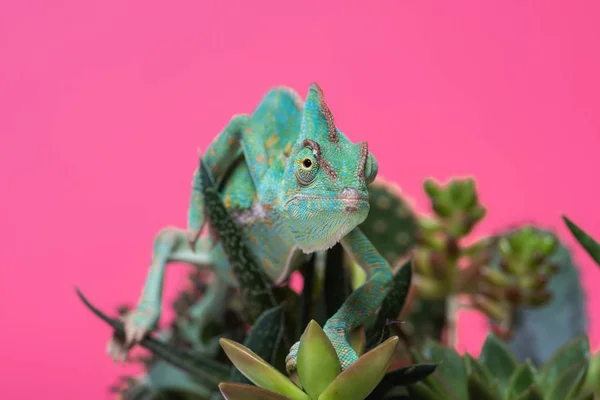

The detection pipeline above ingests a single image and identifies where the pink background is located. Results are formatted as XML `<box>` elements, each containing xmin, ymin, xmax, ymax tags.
<box><xmin>1</xmin><ymin>1</ymin><xmax>599</xmax><ymax>398</ymax></box>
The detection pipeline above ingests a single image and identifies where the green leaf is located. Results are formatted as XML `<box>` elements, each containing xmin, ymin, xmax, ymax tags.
<box><xmin>318</xmin><ymin>336</ymin><xmax>399</xmax><ymax>400</ymax></box>
<box><xmin>230</xmin><ymin>304</ymin><xmax>287</xmax><ymax>385</ymax></box>
<box><xmin>421</xmin><ymin>340</ymin><xmax>468</xmax><ymax>400</ymax></box>
<box><xmin>410</xmin><ymin>349</ymin><xmax>448</xmax><ymax>398</ymax></box>
<box><xmin>508</xmin><ymin>360</ymin><xmax>537</xmax><ymax>398</ymax></box>
<box><xmin>512</xmin><ymin>385</ymin><xmax>544</xmax><ymax>400</ymax></box>
<box><xmin>365</xmin><ymin>364</ymin><xmax>438</xmax><ymax>400</ymax></box>
<box><xmin>74</xmin><ymin>288</ymin><xmax>229</xmax><ymax>388</ymax></box>
<box><xmin>367</xmin><ymin>259</ymin><xmax>412</xmax><ymax>348</ymax></box>
<box><xmin>297</xmin><ymin>320</ymin><xmax>341</xmax><ymax>400</ymax></box>
<box><xmin>467</xmin><ymin>373</ymin><xmax>501</xmax><ymax>400</ymax></box>
<box><xmin>323</xmin><ymin>243</ymin><xmax>351</xmax><ymax>320</ymax></box>
<box><xmin>219</xmin><ymin>339</ymin><xmax>310</xmax><ymax>400</ymax></box>
<box><xmin>199</xmin><ymin>158</ymin><xmax>276</xmax><ymax>321</ymax></box>
<box><xmin>540</xmin><ymin>336</ymin><xmax>590</xmax><ymax>388</ymax></box>
<box><xmin>297</xmin><ymin>258</ymin><xmax>316</xmax><ymax>339</ymax></box>
<box><xmin>219</xmin><ymin>382</ymin><xmax>292</xmax><ymax>400</ymax></box>
<box><xmin>545</xmin><ymin>360</ymin><xmax>589</xmax><ymax>400</ymax></box>
<box><xmin>479</xmin><ymin>333</ymin><xmax>518</xmax><ymax>392</ymax></box>
<box><xmin>406</xmin><ymin>382</ymin><xmax>444</xmax><ymax>400</ymax></box>
<box><xmin>563</xmin><ymin>216</ymin><xmax>600</xmax><ymax>267</ymax></box>
<box><xmin>463</xmin><ymin>353</ymin><xmax>494</xmax><ymax>387</ymax></box>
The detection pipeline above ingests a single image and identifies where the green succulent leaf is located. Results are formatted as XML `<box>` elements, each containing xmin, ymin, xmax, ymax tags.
<box><xmin>367</xmin><ymin>259</ymin><xmax>412</xmax><ymax>348</ymax></box>
<box><xmin>219</xmin><ymin>382</ymin><xmax>292</xmax><ymax>400</ymax></box>
<box><xmin>323</xmin><ymin>243</ymin><xmax>351</xmax><ymax>319</ymax></box>
<box><xmin>366</xmin><ymin>364</ymin><xmax>438</xmax><ymax>400</ymax></box>
<box><xmin>508</xmin><ymin>360</ymin><xmax>537</xmax><ymax>398</ymax></box>
<box><xmin>467</xmin><ymin>373</ymin><xmax>501</xmax><ymax>400</ymax></box>
<box><xmin>199</xmin><ymin>158</ymin><xmax>277</xmax><ymax>321</ymax></box>
<box><xmin>219</xmin><ymin>339</ymin><xmax>310</xmax><ymax>400</ymax></box>
<box><xmin>406</xmin><ymin>382</ymin><xmax>444</xmax><ymax>400</ymax></box>
<box><xmin>479</xmin><ymin>333</ymin><xmax>518</xmax><ymax>392</ymax></box>
<box><xmin>410</xmin><ymin>349</ymin><xmax>448</xmax><ymax>398</ymax></box>
<box><xmin>74</xmin><ymin>288</ymin><xmax>229</xmax><ymax>388</ymax></box>
<box><xmin>297</xmin><ymin>320</ymin><xmax>341</xmax><ymax>400</ymax></box>
<box><xmin>463</xmin><ymin>353</ymin><xmax>495</xmax><ymax>387</ymax></box>
<box><xmin>540</xmin><ymin>336</ymin><xmax>590</xmax><ymax>389</ymax></box>
<box><xmin>545</xmin><ymin>360</ymin><xmax>589</xmax><ymax>400</ymax></box>
<box><xmin>231</xmin><ymin>304</ymin><xmax>287</xmax><ymax>384</ymax></box>
<box><xmin>571</xmin><ymin>392</ymin><xmax>596</xmax><ymax>400</ymax></box>
<box><xmin>421</xmin><ymin>339</ymin><xmax>468</xmax><ymax>400</ymax></box>
<box><xmin>563</xmin><ymin>216</ymin><xmax>600</xmax><ymax>267</ymax></box>
<box><xmin>512</xmin><ymin>385</ymin><xmax>544</xmax><ymax>400</ymax></box>
<box><xmin>318</xmin><ymin>336</ymin><xmax>399</xmax><ymax>400</ymax></box>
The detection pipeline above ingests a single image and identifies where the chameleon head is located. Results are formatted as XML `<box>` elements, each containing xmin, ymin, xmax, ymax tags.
<box><xmin>281</xmin><ymin>83</ymin><xmax>379</xmax><ymax>253</ymax></box>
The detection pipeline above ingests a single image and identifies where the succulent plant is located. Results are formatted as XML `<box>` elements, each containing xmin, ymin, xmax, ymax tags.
<box><xmin>218</xmin><ymin>320</ymin><xmax>433</xmax><ymax>400</ymax></box>
<box><xmin>406</xmin><ymin>333</ymin><xmax>595</xmax><ymax>400</ymax></box>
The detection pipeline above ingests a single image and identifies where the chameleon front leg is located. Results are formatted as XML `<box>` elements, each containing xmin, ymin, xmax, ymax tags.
<box><xmin>107</xmin><ymin>226</ymin><xmax>213</xmax><ymax>361</ymax></box>
<box><xmin>187</xmin><ymin>114</ymin><xmax>271</xmax><ymax>246</ymax></box>
<box><xmin>286</xmin><ymin>227</ymin><xmax>393</xmax><ymax>372</ymax></box>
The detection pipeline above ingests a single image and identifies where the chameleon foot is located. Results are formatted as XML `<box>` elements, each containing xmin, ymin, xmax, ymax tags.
<box><xmin>285</xmin><ymin>322</ymin><xmax>359</xmax><ymax>374</ymax></box>
<box><xmin>106</xmin><ymin>305</ymin><xmax>159</xmax><ymax>362</ymax></box>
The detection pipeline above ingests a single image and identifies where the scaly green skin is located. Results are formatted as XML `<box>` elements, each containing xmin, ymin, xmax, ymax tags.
<box><xmin>107</xmin><ymin>83</ymin><xmax>393</xmax><ymax>373</ymax></box>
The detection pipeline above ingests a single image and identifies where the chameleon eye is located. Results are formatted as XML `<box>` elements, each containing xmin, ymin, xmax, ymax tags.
<box><xmin>301</xmin><ymin>158</ymin><xmax>313</xmax><ymax>170</ymax></box>
<box><xmin>296</xmin><ymin>157</ymin><xmax>318</xmax><ymax>186</ymax></box>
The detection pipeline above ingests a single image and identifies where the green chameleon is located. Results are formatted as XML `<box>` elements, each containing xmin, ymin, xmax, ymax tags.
<box><xmin>107</xmin><ymin>83</ymin><xmax>405</xmax><ymax>373</ymax></box>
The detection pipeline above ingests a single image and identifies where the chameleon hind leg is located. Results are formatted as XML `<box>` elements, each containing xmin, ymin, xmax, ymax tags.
<box><xmin>107</xmin><ymin>226</ymin><xmax>214</xmax><ymax>362</ymax></box>
<box><xmin>286</xmin><ymin>227</ymin><xmax>393</xmax><ymax>372</ymax></box>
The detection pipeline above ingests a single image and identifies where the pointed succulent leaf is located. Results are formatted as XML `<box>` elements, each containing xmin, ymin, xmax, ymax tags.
<box><xmin>463</xmin><ymin>353</ymin><xmax>495</xmax><ymax>387</ymax></box>
<box><xmin>583</xmin><ymin>352</ymin><xmax>600</xmax><ymax>394</ymax></box>
<box><xmin>421</xmin><ymin>339</ymin><xmax>468</xmax><ymax>400</ymax></box>
<box><xmin>323</xmin><ymin>243</ymin><xmax>351</xmax><ymax>319</ymax></box>
<box><xmin>297</xmin><ymin>320</ymin><xmax>341</xmax><ymax>400</ymax></box>
<box><xmin>572</xmin><ymin>392</ymin><xmax>596</xmax><ymax>400</ymax></box>
<box><xmin>349</xmin><ymin>326</ymin><xmax>367</xmax><ymax>357</ymax></box>
<box><xmin>318</xmin><ymin>336</ymin><xmax>399</xmax><ymax>400</ymax></box>
<box><xmin>219</xmin><ymin>383</ymin><xmax>292</xmax><ymax>400</ymax></box>
<box><xmin>508</xmin><ymin>360</ymin><xmax>537</xmax><ymax>397</ymax></box>
<box><xmin>467</xmin><ymin>373</ymin><xmax>502</xmax><ymax>400</ymax></box>
<box><xmin>513</xmin><ymin>385</ymin><xmax>544</xmax><ymax>400</ymax></box>
<box><xmin>366</xmin><ymin>364</ymin><xmax>438</xmax><ymax>400</ymax></box>
<box><xmin>231</xmin><ymin>304</ymin><xmax>287</xmax><ymax>384</ymax></box>
<box><xmin>545</xmin><ymin>360</ymin><xmax>589</xmax><ymax>400</ymax></box>
<box><xmin>540</xmin><ymin>336</ymin><xmax>590</xmax><ymax>388</ymax></box>
<box><xmin>563</xmin><ymin>216</ymin><xmax>600</xmax><ymax>267</ymax></box>
<box><xmin>219</xmin><ymin>339</ymin><xmax>310</xmax><ymax>400</ymax></box>
<box><xmin>75</xmin><ymin>288</ymin><xmax>229</xmax><ymax>387</ymax></box>
<box><xmin>479</xmin><ymin>333</ymin><xmax>518</xmax><ymax>391</ymax></box>
<box><xmin>406</xmin><ymin>382</ymin><xmax>444</xmax><ymax>400</ymax></box>
<box><xmin>409</xmin><ymin>349</ymin><xmax>448</xmax><ymax>398</ymax></box>
<box><xmin>199</xmin><ymin>158</ymin><xmax>276</xmax><ymax>321</ymax></box>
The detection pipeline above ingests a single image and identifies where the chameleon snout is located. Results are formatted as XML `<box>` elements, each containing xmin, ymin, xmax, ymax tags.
<box><xmin>338</xmin><ymin>187</ymin><xmax>367</xmax><ymax>214</ymax></box>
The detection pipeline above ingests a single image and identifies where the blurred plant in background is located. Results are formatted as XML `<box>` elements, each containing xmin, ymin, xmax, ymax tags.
<box><xmin>78</xmin><ymin>167</ymin><xmax>599</xmax><ymax>399</ymax></box>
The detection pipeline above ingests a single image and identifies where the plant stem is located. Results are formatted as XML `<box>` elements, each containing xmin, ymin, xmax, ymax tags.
<box><xmin>445</xmin><ymin>294</ymin><xmax>459</xmax><ymax>348</ymax></box>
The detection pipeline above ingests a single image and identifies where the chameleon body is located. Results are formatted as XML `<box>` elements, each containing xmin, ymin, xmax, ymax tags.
<box><xmin>107</xmin><ymin>83</ymin><xmax>394</xmax><ymax>372</ymax></box>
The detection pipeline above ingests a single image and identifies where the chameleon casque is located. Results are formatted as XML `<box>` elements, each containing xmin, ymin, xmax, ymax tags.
<box><xmin>107</xmin><ymin>83</ymin><xmax>396</xmax><ymax>373</ymax></box>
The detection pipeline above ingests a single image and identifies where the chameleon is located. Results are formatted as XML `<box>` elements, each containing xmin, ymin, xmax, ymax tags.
<box><xmin>107</xmin><ymin>83</ymin><xmax>395</xmax><ymax>373</ymax></box>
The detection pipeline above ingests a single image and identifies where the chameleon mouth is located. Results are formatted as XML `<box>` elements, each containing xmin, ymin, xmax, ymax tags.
<box><xmin>284</xmin><ymin>194</ymin><xmax>368</xmax><ymax>206</ymax></box>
